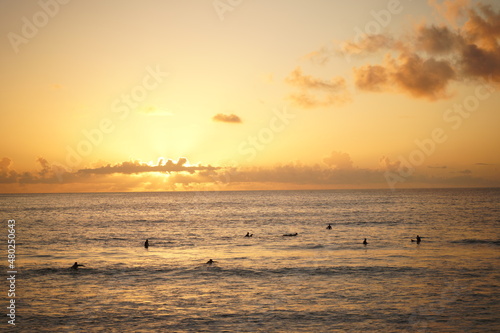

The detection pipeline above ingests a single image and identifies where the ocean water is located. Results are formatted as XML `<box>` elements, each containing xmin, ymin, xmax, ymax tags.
<box><xmin>1</xmin><ymin>188</ymin><xmax>499</xmax><ymax>332</ymax></box>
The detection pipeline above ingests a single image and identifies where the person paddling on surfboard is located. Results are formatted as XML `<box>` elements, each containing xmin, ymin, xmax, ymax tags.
<box><xmin>71</xmin><ymin>262</ymin><xmax>85</xmax><ymax>270</ymax></box>
<box><xmin>144</xmin><ymin>239</ymin><xmax>149</xmax><ymax>248</ymax></box>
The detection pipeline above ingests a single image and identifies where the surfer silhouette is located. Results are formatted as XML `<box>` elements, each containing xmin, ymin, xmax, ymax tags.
<box><xmin>245</xmin><ymin>232</ymin><xmax>253</xmax><ymax>237</ymax></box>
<box><xmin>283</xmin><ymin>233</ymin><xmax>298</xmax><ymax>237</ymax></box>
<box><xmin>144</xmin><ymin>239</ymin><xmax>149</xmax><ymax>248</ymax></box>
<box><xmin>206</xmin><ymin>259</ymin><xmax>215</xmax><ymax>265</ymax></box>
<box><xmin>71</xmin><ymin>262</ymin><xmax>85</xmax><ymax>270</ymax></box>
<box><xmin>326</xmin><ymin>224</ymin><xmax>332</xmax><ymax>230</ymax></box>
<box><xmin>363</xmin><ymin>238</ymin><xmax>368</xmax><ymax>245</ymax></box>
<box><xmin>411</xmin><ymin>235</ymin><xmax>422</xmax><ymax>243</ymax></box>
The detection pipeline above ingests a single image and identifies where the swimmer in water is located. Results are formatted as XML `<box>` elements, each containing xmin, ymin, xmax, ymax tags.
<box><xmin>326</xmin><ymin>224</ymin><xmax>332</xmax><ymax>230</ymax></box>
<box><xmin>363</xmin><ymin>238</ymin><xmax>368</xmax><ymax>245</ymax></box>
<box><xmin>71</xmin><ymin>262</ymin><xmax>85</xmax><ymax>270</ymax></box>
<box><xmin>206</xmin><ymin>259</ymin><xmax>215</xmax><ymax>265</ymax></box>
<box><xmin>245</xmin><ymin>232</ymin><xmax>253</xmax><ymax>237</ymax></box>
<box><xmin>283</xmin><ymin>233</ymin><xmax>298</xmax><ymax>237</ymax></box>
<box><xmin>144</xmin><ymin>239</ymin><xmax>149</xmax><ymax>248</ymax></box>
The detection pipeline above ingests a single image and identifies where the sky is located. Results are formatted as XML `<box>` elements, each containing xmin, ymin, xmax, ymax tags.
<box><xmin>1</xmin><ymin>0</ymin><xmax>499</xmax><ymax>193</ymax></box>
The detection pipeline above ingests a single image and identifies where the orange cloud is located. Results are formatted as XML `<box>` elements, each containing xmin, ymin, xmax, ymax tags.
<box><xmin>429</xmin><ymin>0</ymin><xmax>470</xmax><ymax>26</ymax></box>
<box><xmin>212</xmin><ymin>113</ymin><xmax>242</xmax><ymax>123</ymax></box>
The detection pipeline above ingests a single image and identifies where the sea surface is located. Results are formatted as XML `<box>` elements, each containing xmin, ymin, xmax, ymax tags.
<box><xmin>1</xmin><ymin>188</ymin><xmax>499</xmax><ymax>332</ymax></box>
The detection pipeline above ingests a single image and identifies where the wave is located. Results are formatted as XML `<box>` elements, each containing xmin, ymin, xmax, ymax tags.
<box><xmin>286</xmin><ymin>243</ymin><xmax>325</xmax><ymax>250</ymax></box>
<box><xmin>451</xmin><ymin>239</ymin><xmax>500</xmax><ymax>246</ymax></box>
<box><xmin>14</xmin><ymin>263</ymin><xmax>423</xmax><ymax>280</ymax></box>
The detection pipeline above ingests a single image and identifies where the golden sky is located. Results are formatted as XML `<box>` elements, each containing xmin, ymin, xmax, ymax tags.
<box><xmin>1</xmin><ymin>0</ymin><xmax>499</xmax><ymax>192</ymax></box>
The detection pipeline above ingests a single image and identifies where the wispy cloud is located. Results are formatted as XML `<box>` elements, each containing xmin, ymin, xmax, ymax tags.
<box><xmin>285</xmin><ymin>67</ymin><xmax>350</xmax><ymax>108</ymax></box>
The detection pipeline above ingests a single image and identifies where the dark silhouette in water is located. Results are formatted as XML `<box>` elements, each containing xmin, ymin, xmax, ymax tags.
<box><xmin>326</xmin><ymin>224</ymin><xmax>332</xmax><ymax>230</ymax></box>
<box><xmin>245</xmin><ymin>232</ymin><xmax>253</xmax><ymax>237</ymax></box>
<box><xmin>363</xmin><ymin>238</ymin><xmax>368</xmax><ymax>245</ymax></box>
<box><xmin>283</xmin><ymin>233</ymin><xmax>298</xmax><ymax>237</ymax></box>
<box><xmin>206</xmin><ymin>259</ymin><xmax>215</xmax><ymax>265</ymax></box>
<box><xmin>71</xmin><ymin>262</ymin><xmax>85</xmax><ymax>270</ymax></box>
<box><xmin>411</xmin><ymin>235</ymin><xmax>422</xmax><ymax>244</ymax></box>
<box><xmin>144</xmin><ymin>239</ymin><xmax>149</xmax><ymax>248</ymax></box>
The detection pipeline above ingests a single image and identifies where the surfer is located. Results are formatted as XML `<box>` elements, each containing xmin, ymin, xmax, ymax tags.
<box><xmin>411</xmin><ymin>235</ymin><xmax>422</xmax><ymax>243</ymax></box>
<box><xmin>326</xmin><ymin>224</ymin><xmax>332</xmax><ymax>230</ymax></box>
<box><xmin>363</xmin><ymin>238</ymin><xmax>368</xmax><ymax>245</ymax></box>
<box><xmin>283</xmin><ymin>233</ymin><xmax>298</xmax><ymax>237</ymax></box>
<box><xmin>71</xmin><ymin>262</ymin><xmax>85</xmax><ymax>270</ymax></box>
<box><xmin>206</xmin><ymin>259</ymin><xmax>215</xmax><ymax>265</ymax></box>
<box><xmin>245</xmin><ymin>232</ymin><xmax>253</xmax><ymax>237</ymax></box>
<box><xmin>144</xmin><ymin>239</ymin><xmax>149</xmax><ymax>248</ymax></box>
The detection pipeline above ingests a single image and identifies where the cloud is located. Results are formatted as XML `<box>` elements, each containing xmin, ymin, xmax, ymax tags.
<box><xmin>475</xmin><ymin>162</ymin><xmax>495</xmax><ymax>166</ymax></box>
<box><xmin>340</xmin><ymin>34</ymin><xmax>396</xmax><ymax>57</ymax></box>
<box><xmin>429</xmin><ymin>0</ymin><xmax>470</xmax><ymax>26</ymax></box>
<box><xmin>459</xmin><ymin>43</ymin><xmax>500</xmax><ymax>81</ymax></box>
<box><xmin>354</xmin><ymin>53</ymin><xmax>456</xmax><ymax>100</ymax></box>
<box><xmin>353</xmin><ymin>64</ymin><xmax>389</xmax><ymax>92</ymax></box>
<box><xmin>79</xmin><ymin>158</ymin><xmax>218</xmax><ymax>175</ymax></box>
<box><xmin>1</xmin><ymin>153</ymin><xmax>499</xmax><ymax>193</ymax></box>
<box><xmin>304</xmin><ymin>2</ymin><xmax>500</xmax><ymax>101</ymax></box>
<box><xmin>463</xmin><ymin>3</ymin><xmax>500</xmax><ymax>50</ymax></box>
<box><xmin>323</xmin><ymin>151</ymin><xmax>354</xmax><ymax>170</ymax></box>
<box><xmin>0</xmin><ymin>157</ymin><xmax>78</xmax><ymax>185</ymax></box>
<box><xmin>0</xmin><ymin>158</ymin><xmax>18</xmax><ymax>184</ymax></box>
<box><xmin>212</xmin><ymin>113</ymin><xmax>242</xmax><ymax>123</ymax></box>
<box><xmin>228</xmin><ymin>163</ymin><xmax>384</xmax><ymax>186</ymax></box>
<box><xmin>427</xmin><ymin>165</ymin><xmax>447</xmax><ymax>169</ymax></box>
<box><xmin>286</xmin><ymin>67</ymin><xmax>345</xmax><ymax>91</ymax></box>
<box><xmin>416</xmin><ymin>25</ymin><xmax>462</xmax><ymax>54</ymax></box>
<box><xmin>285</xmin><ymin>67</ymin><xmax>350</xmax><ymax>108</ymax></box>
<box><xmin>302</xmin><ymin>46</ymin><xmax>334</xmax><ymax>66</ymax></box>
<box><xmin>391</xmin><ymin>53</ymin><xmax>456</xmax><ymax>99</ymax></box>
<box><xmin>379</xmin><ymin>156</ymin><xmax>402</xmax><ymax>172</ymax></box>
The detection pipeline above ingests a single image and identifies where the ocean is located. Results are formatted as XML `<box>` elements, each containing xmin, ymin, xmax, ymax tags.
<box><xmin>1</xmin><ymin>188</ymin><xmax>499</xmax><ymax>332</ymax></box>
